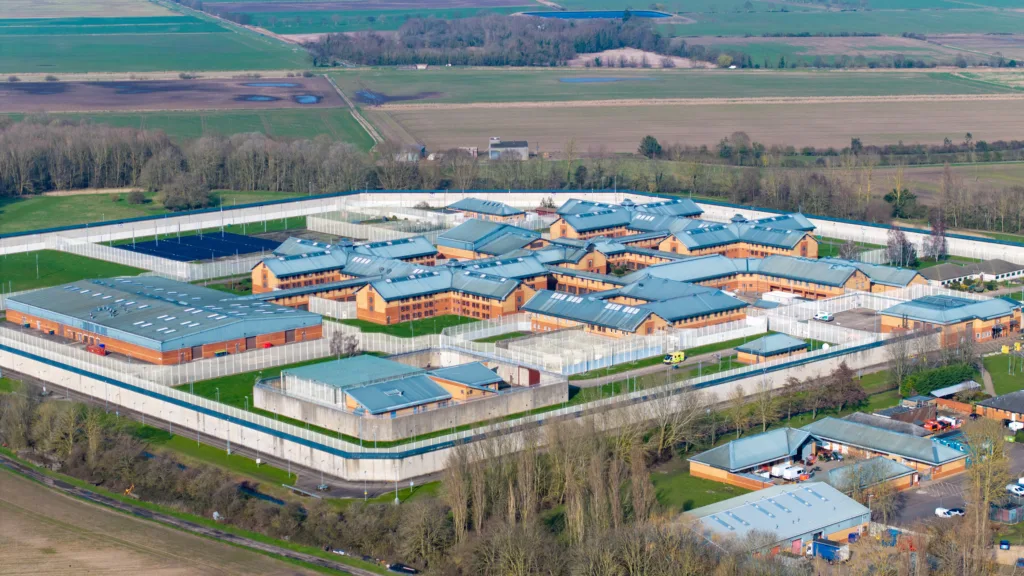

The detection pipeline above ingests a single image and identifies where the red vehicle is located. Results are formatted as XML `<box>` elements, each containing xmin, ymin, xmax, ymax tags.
<box><xmin>86</xmin><ymin>344</ymin><xmax>108</xmax><ymax>357</ymax></box>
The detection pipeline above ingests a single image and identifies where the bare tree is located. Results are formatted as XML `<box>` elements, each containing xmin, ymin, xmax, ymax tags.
<box><xmin>329</xmin><ymin>331</ymin><xmax>359</xmax><ymax>359</ymax></box>
<box><xmin>962</xmin><ymin>418</ymin><xmax>1011</xmax><ymax>574</ymax></box>
<box><xmin>924</xmin><ymin>209</ymin><xmax>949</xmax><ymax>262</ymax></box>
<box><xmin>443</xmin><ymin>446</ymin><xmax>471</xmax><ymax>543</ymax></box>
<box><xmin>839</xmin><ymin>238</ymin><xmax>860</xmax><ymax>260</ymax></box>
<box><xmin>374</xmin><ymin>141</ymin><xmax>419</xmax><ymax>190</ymax></box>
<box><xmin>887</xmin><ymin>333</ymin><xmax>914</xmax><ymax>394</ymax></box>
<box><xmin>445</xmin><ymin>148</ymin><xmax>478</xmax><ymax>191</ymax></box>
<box><xmin>752</xmin><ymin>378</ymin><xmax>777</xmax><ymax>432</ymax></box>
<box><xmin>728</xmin><ymin>385</ymin><xmax>749</xmax><ymax>439</ymax></box>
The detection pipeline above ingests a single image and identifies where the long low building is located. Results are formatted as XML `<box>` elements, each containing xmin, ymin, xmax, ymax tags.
<box><xmin>880</xmin><ymin>294</ymin><xmax>1021</xmax><ymax>345</ymax></box>
<box><xmin>5</xmin><ymin>277</ymin><xmax>322</xmax><ymax>364</ymax></box>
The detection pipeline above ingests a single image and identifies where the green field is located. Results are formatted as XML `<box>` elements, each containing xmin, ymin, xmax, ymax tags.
<box><xmin>984</xmin><ymin>354</ymin><xmax>1024</xmax><ymax>396</ymax></box>
<box><xmin>338</xmin><ymin>315</ymin><xmax>479</xmax><ymax>337</ymax></box>
<box><xmin>1</xmin><ymin>108</ymin><xmax>373</xmax><ymax>149</ymax></box>
<box><xmin>333</xmin><ymin>69</ymin><xmax>1012</xmax><ymax>105</ymax></box>
<box><xmin>0</xmin><ymin>190</ymin><xmax>305</xmax><ymax>236</ymax></box>
<box><xmin>244</xmin><ymin>7</ymin><xmax>528</xmax><ymax>34</ymax></box>
<box><xmin>0</xmin><ymin>14</ymin><xmax>307</xmax><ymax>73</ymax></box>
<box><xmin>651</xmin><ymin>460</ymin><xmax>751</xmax><ymax>512</ymax></box>
<box><xmin>0</xmin><ymin>250</ymin><xmax>145</xmax><ymax>292</ymax></box>
<box><xmin>667</xmin><ymin>9</ymin><xmax>1024</xmax><ymax>36</ymax></box>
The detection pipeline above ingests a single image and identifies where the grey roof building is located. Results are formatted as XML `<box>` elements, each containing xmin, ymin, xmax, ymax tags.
<box><xmin>826</xmin><ymin>457</ymin><xmax>917</xmax><ymax>492</ymax></box>
<box><xmin>7</xmin><ymin>277</ymin><xmax>322</xmax><ymax>355</ymax></box>
<box><xmin>735</xmin><ymin>334</ymin><xmax>809</xmax><ymax>358</ymax></box>
<box><xmin>437</xmin><ymin>219</ymin><xmax>541</xmax><ymax>255</ymax></box>
<box><xmin>842</xmin><ymin>412</ymin><xmax>930</xmax><ymax>437</ymax></box>
<box><xmin>689</xmin><ymin>483</ymin><xmax>870</xmax><ymax>551</ymax></box>
<box><xmin>820</xmin><ymin>258</ymin><xmax>923</xmax><ymax>288</ymax></box>
<box><xmin>448</xmin><ymin>198</ymin><xmax>524</xmax><ymax>218</ymax></box>
<box><xmin>978</xmin><ymin>390</ymin><xmax>1024</xmax><ymax>415</ymax></box>
<box><xmin>801</xmin><ymin>417</ymin><xmax>967</xmax><ymax>466</ymax></box>
<box><xmin>881</xmin><ymin>295</ymin><xmax>1020</xmax><ymax>325</ymax></box>
<box><xmin>920</xmin><ymin>259</ymin><xmax>1024</xmax><ymax>284</ymax></box>
<box><xmin>688</xmin><ymin>427</ymin><xmax>815</xmax><ymax>473</ymax></box>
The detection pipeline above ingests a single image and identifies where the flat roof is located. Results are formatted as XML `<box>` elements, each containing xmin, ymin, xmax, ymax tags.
<box><xmin>7</xmin><ymin>277</ymin><xmax>321</xmax><ymax>353</ymax></box>
<box><xmin>930</xmin><ymin>380</ymin><xmax>981</xmax><ymax>398</ymax></box>
<box><xmin>735</xmin><ymin>334</ymin><xmax>808</xmax><ymax>357</ymax></box>
<box><xmin>690</xmin><ymin>483</ymin><xmax>869</xmax><ymax>546</ymax></box>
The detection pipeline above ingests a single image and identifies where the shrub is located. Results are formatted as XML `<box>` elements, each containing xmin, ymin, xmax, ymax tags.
<box><xmin>7</xmin><ymin>75</ymin><xmax>19</xmax><ymax>82</ymax></box>
<box><xmin>44</xmin><ymin>75</ymin><xmax>58</xmax><ymax>82</ymax></box>
<box><xmin>302</xmin><ymin>70</ymin><xmax>315</xmax><ymax>78</ymax></box>
<box><xmin>178</xmin><ymin>72</ymin><xmax>197</xmax><ymax>80</ymax></box>
<box><xmin>110</xmin><ymin>193</ymin><xmax>120</xmax><ymax>203</ymax></box>
<box><xmin>127</xmin><ymin>190</ymin><xmax>146</xmax><ymax>205</ymax></box>
<box><xmin>900</xmin><ymin>363</ymin><xmax>978</xmax><ymax>397</ymax></box>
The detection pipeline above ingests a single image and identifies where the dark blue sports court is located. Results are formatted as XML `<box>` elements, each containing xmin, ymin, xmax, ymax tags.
<box><xmin>116</xmin><ymin>232</ymin><xmax>279</xmax><ymax>262</ymax></box>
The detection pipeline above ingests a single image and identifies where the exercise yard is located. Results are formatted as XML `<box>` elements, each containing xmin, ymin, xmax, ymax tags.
<box><xmin>117</xmin><ymin>231</ymin><xmax>279</xmax><ymax>262</ymax></box>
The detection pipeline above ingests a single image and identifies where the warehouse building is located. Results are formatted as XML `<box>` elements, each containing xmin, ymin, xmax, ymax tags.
<box><xmin>5</xmin><ymin>277</ymin><xmax>322</xmax><ymax>365</ymax></box>
<box><xmin>448</xmin><ymin>198</ymin><xmax>525</xmax><ymax>222</ymax></box>
<box><xmin>688</xmin><ymin>483</ymin><xmax>870</xmax><ymax>554</ymax></box>
<box><xmin>879</xmin><ymin>295</ymin><xmax>1021</xmax><ymax>345</ymax></box>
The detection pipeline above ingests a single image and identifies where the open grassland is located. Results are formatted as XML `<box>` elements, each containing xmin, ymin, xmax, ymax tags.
<box><xmin>0</xmin><ymin>251</ymin><xmax>145</xmax><ymax>291</ymax></box>
<box><xmin>680</xmin><ymin>35</ymin><xmax>969</xmax><ymax>66</ymax></box>
<box><xmin>384</xmin><ymin>98</ymin><xmax>1024</xmax><ymax>152</ymax></box>
<box><xmin>333</xmin><ymin>69</ymin><xmax>1012</xmax><ymax>105</ymax></box>
<box><xmin>252</xmin><ymin>6</ymin><xmax>528</xmax><ymax>34</ymax></box>
<box><xmin>2</xmin><ymin>108</ymin><xmax>374</xmax><ymax>149</ymax></box>
<box><xmin>0</xmin><ymin>190</ymin><xmax>305</xmax><ymax>236</ymax></box>
<box><xmin>1</xmin><ymin>0</ymin><xmax>175</xmax><ymax>18</ymax></box>
<box><xmin>0</xmin><ymin>468</ymin><xmax>322</xmax><ymax>576</ymax></box>
<box><xmin>0</xmin><ymin>11</ymin><xmax>308</xmax><ymax>73</ymax></box>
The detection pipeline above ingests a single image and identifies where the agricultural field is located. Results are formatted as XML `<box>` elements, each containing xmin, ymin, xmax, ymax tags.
<box><xmin>383</xmin><ymin>98</ymin><xmax>1024</xmax><ymax>152</ymax></box>
<box><xmin>0</xmin><ymin>190</ymin><xmax>306</xmax><ymax>236</ymax></box>
<box><xmin>0</xmin><ymin>468</ymin><xmax>321</xmax><ymax>576</ymax></box>
<box><xmin>332</xmin><ymin>69</ymin><xmax>1014</xmax><ymax>105</ymax></box>
<box><xmin>2</xmin><ymin>107</ymin><xmax>374</xmax><ymax>148</ymax></box>
<box><xmin>0</xmin><ymin>77</ymin><xmax>342</xmax><ymax>113</ymax></box>
<box><xmin>0</xmin><ymin>0</ymin><xmax>308</xmax><ymax>73</ymax></box>
<box><xmin>680</xmin><ymin>35</ymin><xmax>969</xmax><ymax>67</ymax></box>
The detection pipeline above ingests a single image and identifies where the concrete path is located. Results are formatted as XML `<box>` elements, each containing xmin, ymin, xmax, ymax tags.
<box><xmin>572</xmin><ymin>349</ymin><xmax>737</xmax><ymax>388</ymax></box>
<box><xmin>982</xmin><ymin>365</ymin><xmax>997</xmax><ymax>396</ymax></box>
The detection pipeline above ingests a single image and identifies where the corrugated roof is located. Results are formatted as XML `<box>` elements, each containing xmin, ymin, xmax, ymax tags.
<box><xmin>688</xmin><ymin>427</ymin><xmax>813</xmax><ymax>472</ymax></box>
<box><xmin>448</xmin><ymin>198</ymin><xmax>524</xmax><ymax>217</ymax></box>
<box><xmin>826</xmin><ymin>457</ymin><xmax>916</xmax><ymax>492</ymax></box>
<box><xmin>641</xmin><ymin>291</ymin><xmax>748</xmax><ymax>323</ymax></box>
<box><xmin>801</xmin><ymin>417</ymin><xmax>967</xmax><ymax>465</ymax></box>
<box><xmin>429</xmin><ymin>362</ymin><xmax>502</xmax><ymax>390</ymax></box>
<box><xmin>690</xmin><ymin>483</ymin><xmax>869</xmax><ymax>546</ymax></box>
<box><xmin>7</xmin><ymin>277</ymin><xmax>321</xmax><ymax>353</ymax></box>
<box><xmin>346</xmin><ymin>374</ymin><xmax>452</xmax><ymax>415</ymax></box>
<box><xmin>522</xmin><ymin>290</ymin><xmax>655</xmax><ymax>332</ymax></box>
<box><xmin>881</xmin><ymin>295</ymin><xmax>1019</xmax><ymax>325</ymax></box>
<box><xmin>736</xmin><ymin>334</ymin><xmax>809</xmax><ymax>357</ymax></box>
<box><xmin>820</xmin><ymin>258</ymin><xmax>922</xmax><ymax>288</ymax></box>
<box><xmin>282</xmin><ymin>355</ymin><xmax>424</xmax><ymax>390</ymax></box>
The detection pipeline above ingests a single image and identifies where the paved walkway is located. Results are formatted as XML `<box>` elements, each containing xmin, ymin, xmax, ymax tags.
<box><xmin>981</xmin><ymin>366</ymin><xmax>997</xmax><ymax>396</ymax></box>
<box><xmin>572</xmin><ymin>349</ymin><xmax>735</xmax><ymax>388</ymax></box>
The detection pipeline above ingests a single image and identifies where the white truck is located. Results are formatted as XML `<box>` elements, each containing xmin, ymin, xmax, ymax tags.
<box><xmin>770</xmin><ymin>463</ymin><xmax>793</xmax><ymax>478</ymax></box>
<box><xmin>782</xmin><ymin>466</ymin><xmax>805</xmax><ymax>481</ymax></box>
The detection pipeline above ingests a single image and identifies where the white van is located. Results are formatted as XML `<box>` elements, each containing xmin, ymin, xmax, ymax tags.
<box><xmin>813</xmin><ymin>312</ymin><xmax>834</xmax><ymax>322</ymax></box>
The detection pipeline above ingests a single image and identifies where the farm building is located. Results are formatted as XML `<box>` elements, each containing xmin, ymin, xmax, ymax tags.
<box><xmin>354</xmin><ymin>268</ymin><xmax>536</xmax><ymax>324</ymax></box>
<box><xmin>488</xmin><ymin>137</ymin><xmax>529</xmax><ymax>160</ymax></box>
<box><xmin>273</xmin><ymin>355</ymin><xmax>502</xmax><ymax>417</ymax></box>
<box><xmin>879</xmin><ymin>295</ymin><xmax>1021</xmax><ymax>345</ymax></box>
<box><xmin>448</xmin><ymin>198</ymin><xmax>525</xmax><ymax>222</ymax></box>
<box><xmin>801</xmin><ymin>417</ymin><xmax>967</xmax><ymax>480</ymax></box>
<box><xmin>735</xmin><ymin>333</ymin><xmax>809</xmax><ymax>364</ymax></box>
<box><xmin>687</xmin><ymin>483</ymin><xmax>870</xmax><ymax>554</ymax></box>
<box><xmin>436</xmin><ymin>219</ymin><xmax>546</xmax><ymax>260</ymax></box>
<box><xmin>5</xmin><ymin>277</ymin><xmax>322</xmax><ymax>365</ymax></box>
<box><xmin>688</xmin><ymin>427</ymin><xmax>817</xmax><ymax>490</ymax></box>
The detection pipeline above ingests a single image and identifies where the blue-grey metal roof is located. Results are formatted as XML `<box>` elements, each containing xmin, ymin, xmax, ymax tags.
<box><xmin>556</xmin><ymin>198</ymin><xmax>617</xmax><ymax>216</ymax></box>
<box><xmin>429</xmin><ymin>362</ymin><xmax>502</xmax><ymax>390</ymax></box>
<box><xmin>589</xmin><ymin>277</ymin><xmax>716</xmax><ymax>302</ymax></box>
<box><xmin>436</xmin><ymin>219</ymin><xmax>540</xmax><ymax>254</ymax></box>
<box><xmin>801</xmin><ymin>417</ymin><xmax>967</xmax><ymax>465</ymax></box>
<box><xmin>626</xmin><ymin>212</ymin><xmax>684</xmax><ymax>233</ymax></box>
<box><xmin>756</xmin><ymin>255</ymin><xmax>858</xmax><ymax>287</ymax></box>
<box><xmin>561</xmin><ymin>209</ymin><xmax>632</xmax><ymax>233</ymax></box>
<box><xmin>7</xmin><ymin>277</ymin><xmax>321</xmax><ymax>353</ymax></box>
<box><xmin>736</xmin><ymin>334</ymin><xmax>809</xmax><ymax>357</ymax></box>
<box><xmin>672</xmin><ymin>222</ymin><xmax>808</xmax><ymax>251</ymax></box>
<box><xmin>282</xmin><ymin>355</ymin><xmax>424</xmax><ymax>389</ymax></box>
<box><xmin>842</xmin><ymin>412</ymin><xmax>931</xmax><ymax>437</ymax></box>
<box><xmin>368</xmin><ymin>269</ymin><xmax>522</xmax><ymax>301</ymax></box>
<box><xmin>346</xmin><ymin>374</ymin><xmax>452</xmax><ymax>415</ymax></box>
<box><xmin>750</xmin><ymin>213</ymin><xmax>815</xmax><ymax>232</ymax></box>
<box><xmin>262</xmin><ymin>249</ymin><xmax>349</xmax><ymax>278</ymax></box>
<box><xmin>527</xmin><ymin>245</ymin><xmax>590</xmax><ymax>265</ymax></box>
<box><xmin>930</xmin><ymin>380</ymin><xmax>980</xmax><ymax>398</ymax></box>
<box><xmin>826</xmin><ymin>457</ymin><xmax>916</xmax><ymax>492</ymax></box>
<box><xmin>691</xmin><ymin>483</ymin><xmax>869</xmax><ymax>546</ymax></box>
<box><xmin>240</xmin><ymin>277</ymin><xmax>369</xmax><ymax>301</ymax></box>
<box><xmin>634</xmin><ymin>197</ymin><xmax>703</xmax><ymax>217</ymax></box>
<box><xmin>273</xmin><ymin>237</ymin><xmax>338</xmax><ymax>257</ymax></box>
<box><xmin>820</xmin><ymin>258</ymin><xmax>922</xmax><ymax>288</ymax></box>
<box><xmin>544</xmin><ymin>265</ymin><xmax>628</xmax><ymax>285</ymax></box>
<box><xmin>753</xmin><ymin>299</ymin><xmax>781</xmax><ymax>309</ymax></box>
<box><xmin>688</xmin><ymin>427</ymin><xmax>813</xmax><ymax>472</ymax></box>
<box><xmin>522</xmin><ymin>290</ymin><xmax>654</xmax><ymax>332</ymax></box>
<box><xmin>448</xmin><ymin>198</ymin><xmax>524</xmax><ymax>217</ymax></box>
<box><xmin>623</xmin><ymin>255</ymin><xmax>754</xmax><ymax>284</ymax></box>
<box><xmin>455</xmin><ymin>256</ymin><xmax>549</xmax><ymax>279</ymax></box>
<box><xmin>881</xmin><ymin>295</ymin><xmax>1019</xmax><ymax>325</ymax></box>
<box><xmin>642</xmin><ymin>291</ymin><xmax>748</xmax><ymax>323</ymax></box>
<box><xmin>979</xmin><ymin>390</ymin><xmax>1024</xmax><ymax>414</ymax></box>
<box><xmin>352</xmin><ymin>236</ymin><xmax>438</xmax><ymax>260</ymax></box>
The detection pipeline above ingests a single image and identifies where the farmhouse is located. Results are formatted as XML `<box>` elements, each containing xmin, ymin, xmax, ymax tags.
<box><xmin>735</xmin><ymin>333</ymin><xmax>809</xmax><ymax>364</ymax></box>
<box><xmin>448</xmin><ymin>198</ymin><xmax>525</xmax><ymax>222</ymax></box>
<box><xmin>879</xmin><ymin>295</ymin><xmax>1022</xmax><ymax>345</ymax></box>
<box><xmin>688</xmin><ymin>483</ymin><xmax>870</xmax><ymax>554</ymax></box>
<box><xmin>5</xmin><ymin>277</ymin><xmax>322</xmax><ymax>365</ymax></box>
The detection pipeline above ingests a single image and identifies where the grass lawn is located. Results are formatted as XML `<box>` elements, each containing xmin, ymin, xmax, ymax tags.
<box><xmin>912</xmin><ymin>255</ymin><xmax>982</xmax><ymax>270</ymax></box>
<box><xmin>0</xmin><ymin>190</ymin><xmax>305</xmax><ymax>236</ymax></box>
<box><xmin>0</xmin><ymin>447</ymin><xmax>390</xmax><ymax>576</ymax></box>
<box><xmin>816</xmin><ymin>236</ymin><xmax>884</xmax><ymax>258</ymax></box>
<box><xmin>984</xmin><ymin>354</ymin><xmax>1024</xmax><ymax>396</ymax></box>
<box><xmin>339</xmin><ymin>315</ymin><xmax>478</xmax><ymax>338</ymax></box>
<box><xmin>198</xmin><ymin>277</ymin><xmax>253</xmax><ymax>295</ymax></box>
<box><xmin>0</xmin><ymin>250</ymin><xmax>145</xmax><ymax>291</ymax></box>
<box><xmin>651</xmin><ymin>459</ymin><xmax>751</xmax><ymax>512</ymax></box>
<box><xmin>0</xmin><ymin>377</ymin><xmax>21</xmax><ymax>394</ymax></box>
<box><xmin>132</xmin><ymin>423</ymin><xmax>297</xmax><ymax>486</ymax></box>
<box><xmin>472</xmin><ymin>331</ymin><xmax>527</xmax><ymax>344</ymax></box>
<box><xmin>175</xmin><ymin>357</ymin><xmax>327</xmax><ymax>410</ymax></box>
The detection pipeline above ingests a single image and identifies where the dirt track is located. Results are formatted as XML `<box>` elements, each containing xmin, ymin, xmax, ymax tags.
<box><xmin>378</xmin><ymin>92</ymin><xmax>1024</xmax><ymax>111</ymax></box>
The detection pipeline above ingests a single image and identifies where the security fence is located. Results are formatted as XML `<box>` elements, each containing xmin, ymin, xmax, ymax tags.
<box><xmin>306</xmin><ymin>214</ymin><xmax>443</xmax><ymax>243</ymax></box>
<box><xmin>308</xmin><ymin>297</ymin><xmax>357</xmax><ymax>319</ymax></box>
<box><xmin>767</xmin><ymin>315</ymin><xmax>882</xmax><ymax>345</ymax></box>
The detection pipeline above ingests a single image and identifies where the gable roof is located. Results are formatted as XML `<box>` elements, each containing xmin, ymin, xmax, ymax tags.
<box><xmin>448</xmin><ymin>198</ymin><xmax>524</xmax><ymax>217</ymax></box>
<box><xmin>522</xmin><ymin>290</ymin><xmax>656</xmax><ymax>332</ymax></box>
<box><xmin>880</xmin><ymin>295</ymin><xmax>1019</xmax><ymax>324</ymax></box>
<box><xmin>671</xmin><ymin>222</ymin><xmax>809</xmax><ymax>251</ymax></box>
<box><xmin>820</xmin><ymin>258</ymin><xmax>922</xmax><ymax>288</ymax></box>
<box><xmin>801</xmin><ymin>417</ymin><xmax>967</xmax><ymax>465</ymax></box>
<box><xmin>454</xmin><ymin>255</ymin><xmax>549</xmax><ymax>279</ymax></box>
<box><xmin>688</xmin><ymin>427</ymin><xmax>813</xmax><ymax>472</ymax></box>
<box><xmin>437</xmin><ymin>219</ymin><xmax>540</xmax><ymax>254</ymax></box>
<box><xmin>352</xmin><ymin>236</ymin><xmax>438</xmax><ymax>260</ymax></box>
<box><xmin>634</xmin><ymin>197</ymin><xmax>703</xmax><ymax>217</ymax></box>
<box><xmin>826</xmin><ymin>457</ymin><xmax>916</xmax><ymax>492</ymax></box>
<box><xmin>736</xmin><ymin>334</ymin><xmax>809</xmax><ymax>357</ymax></box>
<box><xmin>978</xmin><ymin>390</ymin><xmax>1024</xmax><ymax>414</ymax></box>
<box><xmin>282</xmin><ymin>355</ymin><xmax>424</xmax><ymax>390</ymax></box>
<box><xmin>641</xmin><ymin>291</ymin><xmax>748</xmax><ymax>323</ymax></box>
<box><xmin>368</xmin><ymin>269</ymin><xmax>522</xmax><ymax>301</ymax></box>
<box><xmin>589</xmin><ymin>277</ymin><xmax>717</xmax><ymax>302</ymax></box>
<box><xmin>920</xmin><ymin>259</ymin><xmax>1024</xmax><ymax>282</ymax></box>
<box><xmin>561</xmin><ymin>209</ymin><xmax>632</xmax><ymax>233</ymax></box>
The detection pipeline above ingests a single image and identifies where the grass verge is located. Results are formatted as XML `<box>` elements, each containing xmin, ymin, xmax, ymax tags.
<box><xmin>984</xmin><ymin>354</ymin><xmax>1024</xmax><ymax>396</ymax></box>
<box><xmin>0</xmin><ymin>250</ymin><xmax>145</xmax><ymax>291</ymax></box>
<box><xmin>339</xmin><ymin>315</ymin><xmax>478</xmax><ymax>337</ymax></box>
<box><xmin>473</xmin><ymin>331</ymin><xmax>527</xmax><ymax>344</ymax></box>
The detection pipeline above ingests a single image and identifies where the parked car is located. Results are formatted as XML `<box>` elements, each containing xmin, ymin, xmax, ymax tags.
<box><xmin>948</xmin><ymin>508</ymin><xmax>965</xmax><ymax>516</ymax></box>
<box><xmin>813</xmin><ymin>312</ymin><xmax>834</xmax><ymax>322</ymax></box>
<box><xmin>1007</xmin><ymin>484</ymin><xmax>1024</xmax><ymax>497</ymax></box>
